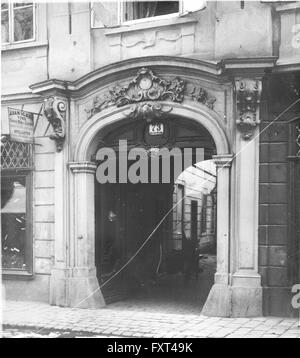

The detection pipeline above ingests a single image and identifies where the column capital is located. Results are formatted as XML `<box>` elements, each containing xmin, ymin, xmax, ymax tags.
<box><xmin>213</xmin><ymin>154</ymin><xmax>234</xmax><ymax>168</ymax></box>
<box><xmin>69</xmin><ymin>161</ymin><xmax>97</xmax><ymax>174</ymax></box>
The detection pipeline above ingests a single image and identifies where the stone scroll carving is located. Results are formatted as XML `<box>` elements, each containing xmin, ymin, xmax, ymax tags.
<box><xmin>86</xmin><ymin>68</ymin><xmax>184</xmax><ymax>118</ymax></box>
<box><xmin>235</xmin><ymin>79</ymin><xmax>262</xmax><ymax>140</ymax></box>
<box><xmin>85</xmin><ymin>67</ymin><xmax>217</xmax><ymax>119</ymax></box>
<box><xmin>123</xmin><ymin>102</ymin><xmax>173</xmax><ymax>122</ymax></box>
<box><xmin>186</xmin><ymin>85</ymin><xmax>216</xmax><ymax>109</ymax></box>
<box><xmin>44</xmin><ymin>97</ymin><xmax>67</xmax><ymax>152</ymax></box>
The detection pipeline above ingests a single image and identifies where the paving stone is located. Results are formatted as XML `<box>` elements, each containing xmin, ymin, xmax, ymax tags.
<box><xmin>2</xmin><ymin>300</ymin><xmax>300</xmax><ymax>338</ymax></box>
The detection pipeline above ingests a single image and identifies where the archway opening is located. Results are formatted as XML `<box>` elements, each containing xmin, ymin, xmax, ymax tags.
<box><xmin>94</xmin><ymin>114</ymin><xmax>218</xmax><ymax>313</ymax></box>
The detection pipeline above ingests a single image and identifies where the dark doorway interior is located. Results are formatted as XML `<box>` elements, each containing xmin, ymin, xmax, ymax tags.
<box><xmin>95</xmin><ymin>166</ymin><xmax>217</xmax><ymax>313</ymax></box>
<box><xmin>94</xmin><ymin>116</ymin><xmax>217</xmax><ymax>313</ymax></box>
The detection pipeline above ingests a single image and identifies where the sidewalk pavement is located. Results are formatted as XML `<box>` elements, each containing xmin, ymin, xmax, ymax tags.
<box><xmin>1</xmin><ymin>300</ymin><xmax>300</xmax><ymax>338</ymax></box>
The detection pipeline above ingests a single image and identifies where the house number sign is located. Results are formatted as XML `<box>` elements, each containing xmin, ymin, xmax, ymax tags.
<box><xmin>149</xmin><ymin>123</ymin><xmax>164</xmax><ymax>136</ymax></box>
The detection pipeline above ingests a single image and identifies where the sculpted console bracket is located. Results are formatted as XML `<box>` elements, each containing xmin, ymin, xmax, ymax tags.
<box><xmin>235</xmin><ymin>79</ymin><xmax>262</xmax><ymax>140</ymax></box>
<box><xmin>44</xmin><ymin>97</ymin><xmax>67</xmax><ymax>152</ymax></box>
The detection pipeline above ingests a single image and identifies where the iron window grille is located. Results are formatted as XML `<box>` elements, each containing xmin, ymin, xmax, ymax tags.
<box><xmin>1</xmin><ymin>139</ymin><xmax>33</xmax><ymax>170</ymax></box>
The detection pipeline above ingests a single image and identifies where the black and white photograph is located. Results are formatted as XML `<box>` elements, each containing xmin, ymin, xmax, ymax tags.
<box><xmin>0</xmin><ymin>0</ymin><xmax>300</xmax><ymax>341</ymax></box>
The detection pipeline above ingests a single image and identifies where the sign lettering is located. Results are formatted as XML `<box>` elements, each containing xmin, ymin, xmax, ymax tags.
<box><xmin>8</xmin><ymin>107</ymin><xmax>34</xmax><ymax>143</ymax></box>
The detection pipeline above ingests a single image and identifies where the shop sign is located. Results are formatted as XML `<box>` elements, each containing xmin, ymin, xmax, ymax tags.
<box><xmin>8</xmin><ymin>108</ymin><xmax>34</xmax><ymax>143</ymax></box>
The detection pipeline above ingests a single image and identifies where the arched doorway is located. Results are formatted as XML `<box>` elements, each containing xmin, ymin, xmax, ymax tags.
<box><xmin>94</xmin><ymin>115</ymin><xmax>218</xmax><ymax>312</ymax></box>
<box><xmin>70</xmin><ymin>101</ymin><xmax>232</xmax><ymax>314</ymax></box>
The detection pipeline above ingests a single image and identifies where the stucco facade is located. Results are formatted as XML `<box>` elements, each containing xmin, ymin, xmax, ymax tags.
<box><xmin>1</xmin><ymin>1</ymin><xmax>300</xmax><ymax>317</ymax></box>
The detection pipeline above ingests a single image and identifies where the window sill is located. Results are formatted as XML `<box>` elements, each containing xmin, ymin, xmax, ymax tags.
<box><xmin>1</xmin><ymin>41</ymin><xmax>48</xmax><ymax>52</ymax></box>
<box><xmin>2</xmin><ymin>270</ymin><xmax>34</xmax><ymax>280</ymax></box>
<box><xmin>104</xmin><ymin>16</ymin><xmax>197</xmax><ymax>36</ymax></box>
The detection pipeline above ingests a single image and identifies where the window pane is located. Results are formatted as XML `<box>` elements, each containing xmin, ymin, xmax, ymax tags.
<box><xmin>124</xmin><ymin>1</ymin><xmax>179</xmax><ymax>21</ymax></box>
<box><xmin>176</xmin><ymin>186</ymin><xmax>183</xmax><ymax>235</ymax></box>
<box><xmin>13</xmin><ymin>6</ymin><xmax>33</xmax><ymax>42</ymax></box>
<box><xmin>1</xmin><ymin>8</ymin><xmax>9</xmax><ymax>43</ymax></box>
<box><xmin>1</xmin><ymin>176</ymin><xmax>27</xmax><ymax>270</ymax></box>
<box><xmin>1</xmin><ymin>140</ymin><xmax>33</xmax><ymax>169</ymax></box>
<box><xmin>13</xmin><ymin>2</ymin><xmax>33</xmax><ymax>8</ymax></box>
<box><xmin>1</xmin><ymin>2</ymin><xmax>8</xmax><ymax>10</ymax></box>
<box><xmin>92</xmin><ymin>1</ymin><xmax>119</xmax><ymax>28</ymax></box>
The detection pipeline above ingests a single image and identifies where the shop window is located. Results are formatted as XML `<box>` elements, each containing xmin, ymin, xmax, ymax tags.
<box><xmin>1</xmin><ymin>2</ymin><xmax>35</xmax><ymax>45</ymax></box>
<box><xmin>1</xmin><ymin>139</ymin><xmax>33</xmax><ymax>274</ymax></box>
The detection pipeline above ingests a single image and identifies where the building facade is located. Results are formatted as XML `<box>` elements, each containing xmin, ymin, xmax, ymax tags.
<box><xmin>1</xmin><ymin>1</ymin><xmax>300</xmax><ymax>317</ymax></box>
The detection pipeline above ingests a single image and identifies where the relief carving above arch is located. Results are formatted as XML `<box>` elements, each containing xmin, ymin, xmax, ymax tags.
<box><xmin>85</xmin><ymin>67</ymin><xmax>216</xmax><ymax>119</ymax></box>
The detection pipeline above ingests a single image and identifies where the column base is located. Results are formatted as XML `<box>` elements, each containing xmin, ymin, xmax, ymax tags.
<box><xmin>231</xmin><ymin>286</ymin><xmax>262</xmax><ymax>317</ymax></box>
<box><xmin>202</xmin><ymin>283</ymin><xmax>232</xmax><ymax>317</ymax></box>
<box><xmin>231</xmin><ymin>272</ymin><xmax>263</xmax><ymax>317</ymax></box>
<box><xmin>202</xmin><ymin>279</ymin><xmax>263</xmax><ymax>317</ymax></box>
<box><xmin>50</xmin><ymin>267</ymin><xmax>105</xmax><ymax>309</ymax></box>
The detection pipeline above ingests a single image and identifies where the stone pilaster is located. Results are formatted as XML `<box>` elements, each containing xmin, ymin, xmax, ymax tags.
<box><xmin>202</xmin><ymin>154</ymin><xmax>233</xmax><ymax>317</ymax></box>
<box><xmin>50</xmin><ymin>161</ymin><xmax>105</xmax><ymax>308</ymax></box>
<box><xmin>231</xmin><ymin>77</ymin><xmax>263</xmax><ymax>317</ymax></box>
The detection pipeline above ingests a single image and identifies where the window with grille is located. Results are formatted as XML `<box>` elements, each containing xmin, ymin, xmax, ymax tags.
<box><xmin>1</xmin><ymin>138</ymin><xmax>33</xmax><ymax>274</ymax></box>
<box><xmin>1</xmin><ymin>140</ymin><xmax>33</xmax><ymax>169</ymax></box>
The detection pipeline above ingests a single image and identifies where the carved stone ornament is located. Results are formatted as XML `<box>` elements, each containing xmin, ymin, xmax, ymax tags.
<box><xmin>44</xmin><ymin>97</ymin><xmax>66</xmax><ymax>152</ymax></box>
<box><xmin>123</xmin><ymin>102</ymin><xmax>173</xmax><ymax>122</ymax></box>
<box><xmin>186</xmin><ymin>85</ymin><xmax>216</xmax><ymax>109</ymax></box>
<box><xmin>235</xmin><ymin>79</ymin><xmax>262</xmax><ymax>140</ymax></box>
<box><xmin>86</xmin><ymin>68</ymin><xmax>185</xmax><ymax>118</ymax></box>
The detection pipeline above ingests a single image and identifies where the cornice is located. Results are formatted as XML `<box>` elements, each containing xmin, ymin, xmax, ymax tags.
<box><xmin>1</xmin><ymin>91</ymin><xmax>43</xmax><ymax>104</ymax></box>
<box><xmin>29</xmin><ymin>56</ymin><xmax>224</xmax><ymax>98</ymax></box>
<box><xmin>223</xmin><ymin>56</ymin><xmax>278</xmax><ymax>77</ymax></box>
<box><xmin>29</xmin><ymin>56</ymin><xmax>278</xmax><ymax>99</ymax></box>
